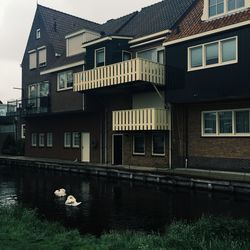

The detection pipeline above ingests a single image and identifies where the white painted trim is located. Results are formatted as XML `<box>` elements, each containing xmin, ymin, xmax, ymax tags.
<box><xmin>28</xmin><ymin>49</ymin><xmax>36</xmax><ymax>54</ymax></box>
<box><xmin>130</xmin><ymin>37</ymin><xmax>166</xmax><ymax>49</ymax></box>
<box><xmin>151</xmin><ymin>133</ymin><xmax>166</xmax><ymax>157</ymax></box>
<box><xmin>187</xmin><ymin>36</ymin><xmax>238</xmax><ymax>71</ymax></box>
<box><xmin>40</xmin><ymin>61</ymin><xmax>85</xmax><ymax>75</ymax></box>
<box><xmin>201</xmin><ymin>108</ymin><xmax>250</xmax><ymax>137</ymax></box>
<box><xmin>129</xmin><ymin>29</ymin><xmax>171</xmax><ymax>44</ymax></box>
<box><xmin>94</xmin><ymin>47</ymin><xmax>106</xmax><ymax>68</ymax></box>
<box><xmin>164</xmin><ymin>20</ymin><xmax>250</xmax><ymax>46</ymax></box>
<box><xmin>37</xmin><ymin>46</ymin><xmax>46</xmax><ymax>50</ymax></box>
<box><xmin>82</xmin><ymin>36</ymin><xmax>133</xmax><ymax>48</ymax></box>
<box><xmin>65</xmin><ymin>29</ymin><xmax>100</xmax><ymax>39</ymax></box>
<box><xmin>21</xmin><ymin>124</ymin><xmax>26</xmax><ymax>139</ymax></box>
<box><xmin>36</xmin><ymin>29</ymin><xmax>41</xmax><ymax>39</ymax></box>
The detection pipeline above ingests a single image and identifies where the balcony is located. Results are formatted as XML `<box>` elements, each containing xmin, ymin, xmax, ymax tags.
<box><xmin>74</xmin><ymin>58</ymin><xmax>165</xmax><ymax>92</ymax></box>
<box><xmin>112</xmin><ymin>108</ymin><xmax>169</xmax><ymax>131</ymax></box>
<box><xmin>7</xmin><ymin>97</ymin><xmax>50</xmax><ymax>117</ymax></box>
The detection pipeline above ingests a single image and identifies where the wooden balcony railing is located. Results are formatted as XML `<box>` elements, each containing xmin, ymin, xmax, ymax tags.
<box><xmin>112</xmin><ymin>108</ymin><xmax>169</xmax><ymax>131</ymax></box>
<box><xmin>74</xmin><ymin>58</ymin><xmax>165</xmax><ymax>91</ymax></box>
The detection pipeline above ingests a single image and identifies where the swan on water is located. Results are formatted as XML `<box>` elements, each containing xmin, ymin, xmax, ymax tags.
<box><xmin>54</xmin><ymin>188</ymin><xmax>66</xmax><ymax>197</ymax></box>
<box><xmin>65</xmin><ymin>195</ymin><xmax>82</xmax><ymax>206</ymax></box>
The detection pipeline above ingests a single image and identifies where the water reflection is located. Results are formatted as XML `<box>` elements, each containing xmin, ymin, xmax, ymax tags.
<box><xmin>0</xmin><ymin>165</ymin><xmax>250</xmax><ymax>235</ymax></box>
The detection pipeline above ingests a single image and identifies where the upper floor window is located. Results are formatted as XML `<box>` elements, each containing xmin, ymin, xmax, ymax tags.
<box><xmin>57</xmin><ymin>71</ymin><xmax>73</xmax><ymax>91</ymax></box>
<box><xmin>122</xmin><ymin>51</ymin><xmax>132</xmax><ymax>61</ymax></box>
<box><xmin>188</xmin><ymin>36</ymin><xmax>237</xmax><ymax>71</ymax></box>
<box><xmin>36</xmin><ymin>29</ymin><xmax>41</xmax><ymax>39</ymax></box>
<box><xmin>95</xmin><ymin>48</ymin><xmax>105</xmax><ymax>67</ymax></box>
<box><xmin>207</xmin><ymin>0</ymin><xmax>246</xmax><ymax>18</ymax></box>
<box><xmin>29</xmin><ymin>50</ymin><xmax>37</xmax><ymax>70</ymax></box>
<box><xmin>38</xmin><ymin>47</ymin><xmax>47</xmax><ymax>67</ymax></box>
<box><xmin>137</xmin><ymin>48</ymin><xmax>165</xmax><ymax>64</ymax></box>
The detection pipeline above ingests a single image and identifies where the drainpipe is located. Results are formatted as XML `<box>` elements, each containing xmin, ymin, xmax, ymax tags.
<box><xmin>168</xmin><ymin>103</ymin><xmax>172</xmax><ymax>169</ymax></box>
<box><xmin>185</xmin><ymin>105</ymin><xmax>189</xmax><ymax>168</ymax></box>
<box><xmin>104</xmin><ymin>108</ymin><xmax>108</xmax><ymax>164</ymax></box>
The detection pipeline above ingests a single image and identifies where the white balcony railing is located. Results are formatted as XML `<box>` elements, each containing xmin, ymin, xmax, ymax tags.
<box><xmin>112</xmin><ymin>108</ymin><xmax>169</xmax><ymax>131</ymax></box>
<box><xmin>74</xmin><ymin>58</ymin><xmax>165</xmax><ymax>92</ymax></box>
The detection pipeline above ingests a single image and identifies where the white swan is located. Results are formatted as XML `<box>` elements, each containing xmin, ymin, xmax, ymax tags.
<box><xmin>54</xmin><ymin>188</ymin><xmax>66</xmax><ymax>197</ymax></box>
<box><xmin>65</xmin><ymin>195</ymin><xmax>82</xmax><ymax>206</ymax></box>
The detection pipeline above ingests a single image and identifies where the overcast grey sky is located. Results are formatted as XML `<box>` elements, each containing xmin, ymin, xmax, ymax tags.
<box><xmin>0</xmin><ymin>0</ymin><xmax>160</xmax><ymax>103</ymax></box>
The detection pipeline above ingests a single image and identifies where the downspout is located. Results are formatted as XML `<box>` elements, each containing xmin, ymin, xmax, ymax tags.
<box><xmin>185</xmin><ymin>105</ymin><xmax>189</xmax><ymax>168</ymax></box>
<box><xmin>168</xmin><ymin>103</ymin><xmax>172</xmax><ymax>169</ymax></box>
<box><xmin>104</xmin><ymin>108</ymin><xmax>108</xmax><ymax>164</ymax></box>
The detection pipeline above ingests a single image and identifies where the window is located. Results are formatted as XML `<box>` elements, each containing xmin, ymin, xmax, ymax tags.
<box><xmin>152</xmin><ymin>133</ymin><xmax>165</xmax><ymax>156</ymax></box>
<box><xmin>228</xmin><ymin>0</ymin><xmax>245</xmax><ymax>11</ymax></box>
<box><xmin>202</xmin><ymin>109</ymin><xmax>250</xmax><ymax>136</ymax></box>
<box><xmin>72</xmin><ymin>132</ymin><xmax>80</xmax><ymax>148</ymax></box>
<box><xmin>57</xmin><ymin>71</ymin><xmax>73</xmax><ymax>91</ymax></box>
<box><xmin>137</xmin><ymin>48</ymin><xmax>165</xmax><ymax>64</ymax></box>
<box><xmin>21</xmin><ymin>124</ymin><xmax>26</xmax><ymax>139</ymax></box>
<box><xmin>122</xmin><ymin>51</ymin><xmax>132</xmax><ymax>61</ymax></box>
<box><xmin>95</xmin><ymin>48</ymin><xmax>105</xmax><ymax>67</ymax></box>
<box><xmin>38</xmin><ymin>47</ymin><xmax>47</xmax><ymax>67</ymax></box>
<box><xmin>157</xmin><ymin>50</ymin><xmax>165</xmax><ymax>64</ymax></box>
<box><xmin>39</xmin><ymin>133</ymin><xmax>45</xmax><ymax>147</ymax></box>
<box><xmin>29</xmin><ymin>51</ymin><xmax>37</xmax><ymax>70</ymax></box>
<box><xmin>188</xmin><ymin>37</ymin><xmax>237</xmax><ymax>71</ymax></box>
<box><xmin>31</xmin><ymin>133</ymin><xmax>37</xmax><ymax>147</ymax></box>
<box><xmin>133</xmin><ymin>134</ymin><xmax>145</xmax><ymax>155</ymax></box>
<box><xmin>36</xmin><ymin>29</ymin><xmax>41</xmax><ymax>39</ymax></box>
<box><xmin>64</xmin><ymin>132</ymin><xmax>71</xmax><ymax>148</ymax></box>
<box><xmin>47</xmin><ymin>133</ymin><xmax>53</xmax><ymax>147</ymax></box>
<box><xmin>209</xmin><ymin>0</ymin><xmax>224</xmax><ymax>17</ymax></box>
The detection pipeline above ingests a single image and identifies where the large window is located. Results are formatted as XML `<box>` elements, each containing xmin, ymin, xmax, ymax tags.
<box><xmin>152</xmin><ymin>133</ymin><xmax>165</xmax><ymax>156</ymax></box>
<box><xmin>133</xmin><ymin>134</ymin><xmax>145</xmax><ymax>155</ymax></box>
<box><xmin>188</xmin><ymin>37</ymin><xmax>237</xmax><ymax>71</ymax></box>
<box><xmin>57</xmin><ymin>71</ymin><xmax>73</xmax><ymax>91</ymax></box>
<box><xmin>202</xmin><ymin>109</ymin><xmax>250</xmax><ymax>136</ymax></box>
<box><xmin>95</xmin><ymin>48</ymin><xmax>105</xmax><ymax>67</ymax></box>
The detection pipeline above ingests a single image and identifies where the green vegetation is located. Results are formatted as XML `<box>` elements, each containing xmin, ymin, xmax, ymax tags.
<box><xmin>0</xmin><ymin>205</ymin><xmax>250</xmax><ymax>250</ymax></box>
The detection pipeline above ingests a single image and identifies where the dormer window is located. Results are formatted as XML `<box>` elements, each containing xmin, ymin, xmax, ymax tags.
<box><xmin>36</xmin><ymin>29</ymin><xmax>41</xmax><ymax>39</ymax></box>
<box><xmin>202</xmin><ymin>0</ymin><xmax>247</xmax><ymax>20</ymax></box>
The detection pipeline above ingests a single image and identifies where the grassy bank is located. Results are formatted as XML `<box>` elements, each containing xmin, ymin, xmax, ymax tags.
<box><xmin>0</xmin><ymin>206</ymin><xmax>250</xmax><ymax>250</ymax></box>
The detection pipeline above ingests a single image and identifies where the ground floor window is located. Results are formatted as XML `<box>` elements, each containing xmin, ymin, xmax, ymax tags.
<box><xmin>47</xmin><ymin>133</ymin><xmax>53</xmax><ymax>147</ymax></box>
<box><xmin>72</xmin><ymin>132</ymin><xmax>80</xmax><ymax>148</ymax></box>
<box><xmin>21</xmin><ymin>124</ymin><xmax>26</xmax><ymax>139</ymax></box>
<box><xmin>152</xmin><ymin>133</ymin><xmax>165</xmax><ymax>156</ymax></box>
<box><xmin>39</xmin><ymin>133</ymin><xmax>45</xmax><ymax>147</ymax></box>
<box><xmin>64</xmin><ymin>132</ymin><xmax>71</xmax><ymax>148</ymax></box>
<box><xmin>202</xmin><ymin>108</ymin><xmax>250</xmax><ymax>136</ymax></box>
<box><xmin>31</xmin><ymin>133</ymin><xmax>37</xmax><ymax>147</ymax></box>
<box><xmin>133</xmin><ymin>134</ymin><xmax>145</xmax><ymax>155</ymax></box>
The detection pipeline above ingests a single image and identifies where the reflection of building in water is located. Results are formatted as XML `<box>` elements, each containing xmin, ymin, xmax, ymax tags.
<box><xmin>81</xmin><ymin>182</ymin><xmax>90</xmax><ymax>202</ymax></box>
<box><xmin>0</xmin><ymin>179</ymin><xmax>18</xmax><ymax>206</ymax></box>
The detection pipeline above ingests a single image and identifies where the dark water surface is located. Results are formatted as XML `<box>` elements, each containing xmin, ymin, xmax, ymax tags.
<box><xmin>1</xmin><ymin>165</ymin><xmax>250</xmax><ymax>236</ymax></box>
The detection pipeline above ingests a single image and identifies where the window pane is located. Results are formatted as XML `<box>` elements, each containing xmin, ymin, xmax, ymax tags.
<box><xmin>40</xmin><ymin>83</ymin><xmax>49</xmax><ymax>97</ymax></box>
<box><xmin>228</xmin><ymin>0</ymin><xmax>245</xmax><ymax>10</ymax></box>
<box><xmin>209</xmin><ymin>5</ymin><xmax>217</xmax><ymax>16</ymax></box>
<box><xmin>96</xmin><ymin>49</ymin><xmax>105</xmax><ymax>67</ymax></box>
<box><xmin>73</xmin><ymin>132</ymin><xmax>80</xmax><ymax>147</ymax></box>
<box><xmin>237</xmin><ymin>0</ymin><xmax>245</xmax><ymax>8</ymax></box>
<box><xmin>217</xmin><ymin>2</ymin><xmax>224</xmax><ymax>14</ymax></box>
<box><xmin>206</xmin><ymin>43</ymin><xmax>218</xmax><ymax>65</ymax></box>
<box><xmin>209</xmin><ymin>0</ymin><xmax>224</xmax><ymax>16</ymax></box>
<box><xmin>228</xmin><ymin>0</ymin><xmax>236</xmax><ymax>10</ymax></box>
<box><xmin>47</xmin><ymin>133</ymin><xmax>53</xmax><ymax>147</ymax></box>
<box><xmin>191</xmin><ymin>46</ymin><xmax>202</xmax><ymax>68</ymax></box>
<box><xmin>137</xmin><ymin>49</ymin><xmax>157</xmax><ymax>62</ymax></box>
<box><xmin>204</xmin><ymin>112</ymin><xmax>216</xmax><ymax>134</ymax></box>
<box><xmin>157</xmin><ymin>50</ymin><xmax>164</xmax><ymax>64</ymax></box>
<box><xmin>222</xmin><ymin>38</ymin><xmax>236</xmax><ymax>62</ymax></box>
<box><xmin>64</xmin><ymin>132</ymin><xmax>71</xmax><ymax>147</ymax></box>
<box><xmin>236</xmin><ymin>111</ymin><xmax>249</xmax><ymax>133</ymax></box>
<box><xmin>123</xmin><ymin>52</ymin><xmax>132</xmax><ymax>61</ymax></box>
<box><xmin>59</xmin><ymin>73</ymin><xmax>66</xmax><ymax>89</ymax></box>
<box><xmin>152</xmin><ymin>134</ymin><xmax>165</xmax><ymax>155</ymax></box>
<box><xmin>67</xmin><ymin>72</ymin><xmax>73</xmax><ymax>88</ymax></box>
<box><xmin>133</xmin><ymin>135</ymin><xmax>145</xmax><ymax>154</ymax></box>
<box><xmin>219</xmin><ymin>111</ymin><xmax>232</xmax><ymax>133</ymax></box>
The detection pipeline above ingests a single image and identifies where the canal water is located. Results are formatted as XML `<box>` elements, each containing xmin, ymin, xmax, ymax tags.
<box><xmin>1</xmin><ymin>165</ymin><xmax>250</xmax><ymax>236</ymax></box>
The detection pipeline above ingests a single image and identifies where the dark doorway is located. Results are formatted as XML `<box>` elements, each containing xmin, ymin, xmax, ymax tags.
<box><xmin>113</xmin><ymin>134</ymin><xmax>123</xmax><ymax>165</ymax></box>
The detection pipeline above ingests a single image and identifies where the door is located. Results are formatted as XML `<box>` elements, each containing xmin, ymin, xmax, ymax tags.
<box><xmin>113</xmin><ymin>135</ymin><xmax>123</xmax><ymax>165</ymax></box>
<box><xmin>81</xmin><ymin>132</ymin><xmax>90</xmax><ymax>162</ymax></box>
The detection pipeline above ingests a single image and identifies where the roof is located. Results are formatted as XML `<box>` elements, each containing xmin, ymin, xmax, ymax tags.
<box><xmin>116</xmin><ymin>0</ymin><xmax>196</xmax><ymax>38</ymax></box>
<box><xmin>165</xmin><ymin>0</ymin><xmax>250</xmax><ymax>44</ymax></box>
<box><xmin>37</xmin><ymin>5</ymin><xmax>102</xmax><ymax>53</ymax></box>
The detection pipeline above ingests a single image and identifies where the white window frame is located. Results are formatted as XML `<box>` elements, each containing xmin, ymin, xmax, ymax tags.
<box><xmin>202</xmin><ymin>0</ymin><xmax>248</xmax><ymax>20</ymax></box>
<box><xmin>95</xmin><ymin>47</ymin><xmax>106</xmax><ymax>68</ymax></box>
<box><xmin>47</xmin><ymin>132</ymin><xmax>53</xmax><ymax>148</ymax></box>
<box><xmin>152</xmin><ymin>133</ymin><xmax>166</xmax><ymax>156</ymax></box>
<box><xmin>133</xmin><ymin>134</ymin><xmax>145</xmax><ymax>155</ymax></box>
<box><xmin>31</xmin><ymin>133</ymin><xmax>37</xmax><ymax>147</ymax></box>
<box><xmin>21</xmin><ymin>124</ymin><xmax>26</xmax><ymax>139</ymax></box>
<box><xmin>57</xmin><ymin>70</ymin><xmax>73</xmax><ymax>91</ymax></box>
<box><xmin>188</xmin><ymin>36</ymin><xmax>238</xmax><ymax>71</ymax></box>
<box><xmin>202</xmin><ymin>108</ymin><xmax>250</xmax><ymax>137</ymax></box>
<box><xmin>39</xmin><ymin>133</ymin><xmax>45</xmax><ymax>147</ymax></box>
<box><xmin>36</xmin><ymin>29</ymin><xmax>41</xmax><ymax>39</ymax></box>
<box><xmin>72</xmin><ymin>132</ymin><xmax>80</xmax><ymax>148</ymax></box>
<box><xmin>64</xmin><ymin>132</ymin><xmax>71</xmax><ymax>148</ymax></box>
